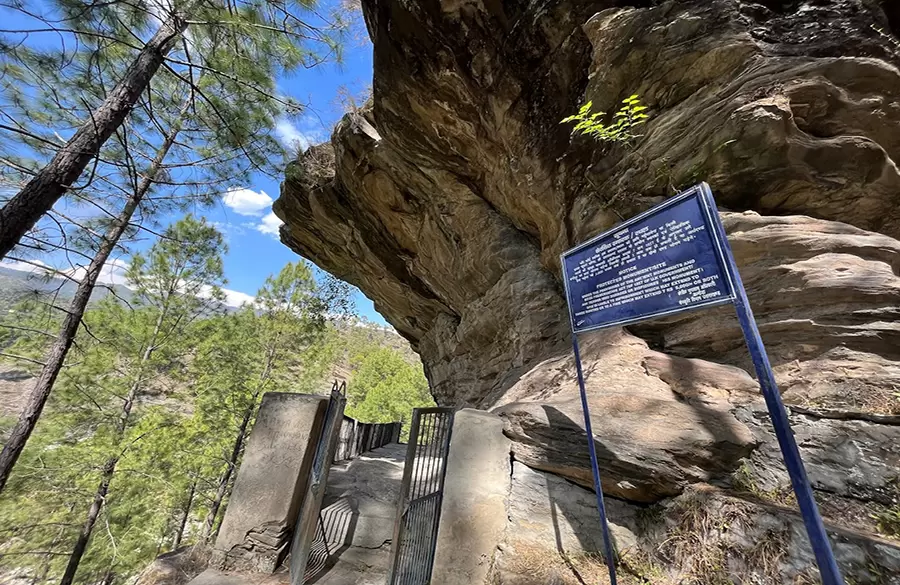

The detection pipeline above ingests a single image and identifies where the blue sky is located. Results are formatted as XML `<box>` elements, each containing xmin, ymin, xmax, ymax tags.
<box><xmin>1</xmin><ymin>1</ymin><xmax>388</xmax><ymax>325</ymax></box>
<box><xmin>197</xmin><ymin>3</ymin><xmax>381</xmax><ymax>322</ymax></box>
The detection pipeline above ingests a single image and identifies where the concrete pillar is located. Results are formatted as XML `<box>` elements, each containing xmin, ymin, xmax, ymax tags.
<box><xmin>211</xmin><ymin>392</ymin><xmax>328</xmax><ymax>573</ymax></box>
<box><xmin>431</xmin><ymin>409</ymin><xmax>511</xmax><ymax>585</ymax></box>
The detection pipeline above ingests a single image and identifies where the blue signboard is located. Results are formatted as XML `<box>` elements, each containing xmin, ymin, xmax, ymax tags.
<box><xmin>562</xmin><ymin>183</ymin><xmax>844</xmax><ymax>585</ymax></box>
<box><xmin>561</xmin><ymin>185</ymin><xmax>735</xmax><ymax>333</ymax></box>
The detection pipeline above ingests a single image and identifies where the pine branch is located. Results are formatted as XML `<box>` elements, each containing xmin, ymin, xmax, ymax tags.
<box><xmin>4</xmin><ymin>256</ymin><xmax>81</xmax><ymax>284</ymax></box>
<box><xmin>0</xmin><ymin>324</ymin><xmax>57</xmax><ymax>339</ymax></box>
<box><xmin>0</xmin><ymin>352</ymin><xmax>47</xmax><ymax>366</ymax></box>
<box><xmin>159</xmin><ymin>62</ymin><xmax>271</xmax><ymax>177</ymax></box>
<box><xmin>0</xmin><ymin>27</ymin><xmax>142</xmax><ymax>50</ymax></box>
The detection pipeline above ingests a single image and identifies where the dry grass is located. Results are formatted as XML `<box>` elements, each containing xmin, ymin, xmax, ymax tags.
<box><xmin>657</xmin><ymin>494</ymin><xmax>734</xmax><ymax>585</ymax></box>
<box><xmin>872</xmin><ymin>505</ymin><xmax>900</xmax><ymax>540</ymax></box>
<box><xmin>792</xmin><ymin>568</ymin><xmax>821</xmax><ymax>585</ymax></box>
<box><xmin>500</xmin><ymin>541</ymin><xmax>640</xmax><ymax>585</ymax></box>
<box><xmin>745</xmin><ymin>528</ymin><xmax>790</xmax><ymax>583</ymax></box>
<box><xmin>619</xmin><ymin>549</ymin><xmax>674</xmax><ymax>585</ymax></box>
<box><xmin>730</xmin><ymin>461</ymin><xmax>797</xmax><ymax>507</ymax></box>
<box><xmin>801</xmin><ymin>389</ymin><xmax>900</xmax><ymax>416</ymax></box>
<box><xmin>286</xmin><ymin>143</ymin><xmax>336</xmax><ymax>193</ymax></box>
<box><xmin>653</xmin><ymin>488</ymin><xmax>797</xmax><ymax>585</ymax></box>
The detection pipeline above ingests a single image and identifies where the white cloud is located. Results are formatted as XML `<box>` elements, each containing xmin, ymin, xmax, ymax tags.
<box><xmin>275</xmin><ymin>118</ymin><xmax>310</xmax><ymax>151</ymax></box>
<box><xmin>223</xmin><ymin>188</ymin><xmax>273</xmax><ymax>217</ymax></box>
<box><xmin>275</xmin><ymin>116</ymin><xmax>328</xmax><ymax>152</ymax></box>
<box><xmin>199</xmin><ymin>284</ymin><xmax>255</xmax><ymax>309</ymax></box>
<box><xmin>3</xmin><ymin>256</ymin><xmax>256</xmax><ymax>310</ymax></box>
<box><xmin>209</xmin><ymin>221</ymin><xmax>247</xmax><ymax>237</ymax></box>
<box><xmin>62</xmin><ymin>258</ymin><xmax>131</xmax><ymax>287</ymax></box>
<box><xmin>221</xmin><ymin>289</ymin><xmax>256</xmax><ymax>309</ymax></box>
<box><xmin>3</xmin><ymin>257</ymin><xmax>130</xmax><ymax>287</ymax></box>
<box><xmin>255</xmin><ymin>211</ymin><xmax>283</xmax><ymax>238</ymax></box>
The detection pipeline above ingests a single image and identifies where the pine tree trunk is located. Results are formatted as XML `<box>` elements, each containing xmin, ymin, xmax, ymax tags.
<box><xmin>0</xmin><ymin>110</ymin><xmax>188</xmax><ymax>494</ymax></box>
<box><xmin>0</xmin><ymin>11</ymin><xmax>188</xmax><ymax>260</ymax></box>
<box><xmin>57</xmin><ymin>285</ymin><xmax>170</xmax><ymax>585</ymax></box>
<box><xmin>172</xmin><ymin>478</ymin><xmax>197</xmax><ymax>550</ymax></box>
<box><xmin>59</xmin><ymin>458</ymin><xmax>115</xmax><ymax>585</ymax></box>
<box><xmin>200</xmin><ymin>400</ymin><xmax>256</xmax><ymax>542</ymax></box>
<box><xmin>210</xmin><ymin>474</ymin><xmax>234</xmax><ymax>543</ymax></box>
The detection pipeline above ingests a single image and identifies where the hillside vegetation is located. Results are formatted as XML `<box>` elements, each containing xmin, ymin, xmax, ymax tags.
<box><xmin>0</xmin><ymin>218</ymin><xmax>431</xmax><ymax>585</ymax></box>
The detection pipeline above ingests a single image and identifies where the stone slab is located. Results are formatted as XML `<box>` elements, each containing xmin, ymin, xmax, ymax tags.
<box><xmin>213</xmin><ymin>392</ymin><xmax>328</xmax><ymax>572</ymax></box>
<box><xmin>431</xmin><ymin>409</ymin><xmax>511</xmax><ymax>585</ymax></box>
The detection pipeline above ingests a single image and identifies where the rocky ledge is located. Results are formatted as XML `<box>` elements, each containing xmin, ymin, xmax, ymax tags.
<box><xmin>275</xmin><ymin>0</ymin><xmax>900</xmax><ymax>581</ymax></box>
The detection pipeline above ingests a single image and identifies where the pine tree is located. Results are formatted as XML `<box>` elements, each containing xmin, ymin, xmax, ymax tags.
<box><xmin>58</xmin><ymin>215</ymin><xmax>226</xmax><ymax>585</ymax></box>
<box><xmin>0</xmin><ymin>0</ymin><xmax>348</xmax><ymax>258</ymax></box>
<box><xmin>187</xmin><ymin>262</ymin><xmax>352</xmax><ymax>541</ymax></box>
<box><xmin>0</xmin><ymin>258</ymin><xmax>358</xmax><ymax>584</ymax></box>
<box><xmin>345</xmin><ymin>346</ymin><xmax>434</xmax><ymax>438</ymax></box>
<box><xmin>0</xmin><ymin>0</ymin><xmax>344</xmax><ymax>490</ymax></box>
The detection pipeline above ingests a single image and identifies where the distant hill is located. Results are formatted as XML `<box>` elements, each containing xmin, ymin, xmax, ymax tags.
<box><xmin>0</xmin><ymin>265</ymin><xmax>420</xmax><ymax>418</ymax></box>
<box><xmin>0</xmin><ymin>265</ymin><xmax>134</xmax><ymax>312</ymax></box>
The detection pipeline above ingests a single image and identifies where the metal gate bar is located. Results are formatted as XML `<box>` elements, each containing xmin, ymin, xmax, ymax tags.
<box><xmin>386</xmin><ymin>407</ymin><xmax>454</xmax><ymax>585</ymax></box>
<box><xmin>289</xmin><ymin>381</ymin><xmax>346</xmax><ymax>585</ymax></box>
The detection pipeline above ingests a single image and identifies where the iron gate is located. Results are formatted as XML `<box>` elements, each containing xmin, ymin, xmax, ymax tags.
<box><xmin>386</xmin><ymin>407</ymin><xmax>454</xmax><ymax>585</ymax></box>
<box><xmin>289</xmin><ymin>381</ymin><xmax>346</xmax><ymax>585</ymax></box>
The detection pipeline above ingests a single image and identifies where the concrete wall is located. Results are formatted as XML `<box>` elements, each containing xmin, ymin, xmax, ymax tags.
<box><xmin>431</xmin><ymin>409</ymin><xmax>511</xmax><ymax>585</ymax></box>
<box><xmin>212</xmin><ymin>392</ymin><xmax>328</xmax><ymax>573</ymax></box>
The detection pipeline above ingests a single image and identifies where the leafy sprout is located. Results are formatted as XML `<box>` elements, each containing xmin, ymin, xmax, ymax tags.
<box><xmin>561</xmin><ymin>94</ymin><xmax>650</xmax><ymax>144</ymax></box>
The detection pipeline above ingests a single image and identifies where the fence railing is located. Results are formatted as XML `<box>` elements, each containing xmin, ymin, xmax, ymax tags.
<box><xmin>333</xmin><ymin>416</ymin><xmax>402</xmax><ymax>463</ymax></box>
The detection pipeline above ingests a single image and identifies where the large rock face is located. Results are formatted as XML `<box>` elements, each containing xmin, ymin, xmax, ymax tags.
<box><xmin>275</xmin><ymin>0</ymin><xmax>900</xmax><ymax>579</ymax></box>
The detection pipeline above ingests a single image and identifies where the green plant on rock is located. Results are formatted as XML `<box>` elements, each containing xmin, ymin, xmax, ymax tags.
<box><xmin>561</xmin><ymin>95</ymin><xmax>650</xmax><ymax>143</ymax></box>
<box><xmin>872</xmin><ymin>504</ymin><xmax>900</xmax><ymax>539</ymax></box>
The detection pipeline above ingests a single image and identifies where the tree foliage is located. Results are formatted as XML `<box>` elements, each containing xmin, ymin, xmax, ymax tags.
<box><xmin>0</xmin><ymin>0</ymin><xmax>357</xmax><ymax>495</ymax></box>
<box><xmin>0</xmin><ymin>223</ymin><xmax>438</xmax><ymax>585</ymax></box>
<box><xmin>345</xmin><ymin>345</ymin><xmax>435</xmax><ymax>439</ymax></box>
<box><xmin>0</xmin><ymin>223</ymin><xmax>358</xmax><ymax>584</ymax></box>
<box><xmin>0</xmin><ymin>0</ymin><xmax>352</xmax><ymax>258</ymax></box>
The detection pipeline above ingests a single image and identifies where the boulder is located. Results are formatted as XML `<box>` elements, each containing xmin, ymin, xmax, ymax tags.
<box><xmin>495</xmin><ymin>330</ymin><xmax>757</xmax><ymax>502</ymax></box>
<box><xmin>134</xmin><ymin>547</ymin><xmax>210</xmax><ymax>585</ymax></box>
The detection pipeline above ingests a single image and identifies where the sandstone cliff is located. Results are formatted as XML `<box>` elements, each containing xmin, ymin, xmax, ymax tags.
<box><xmin>275</xmin><ymin>0</ymin><xmax>900</xmax><ymax>582</ymax></box>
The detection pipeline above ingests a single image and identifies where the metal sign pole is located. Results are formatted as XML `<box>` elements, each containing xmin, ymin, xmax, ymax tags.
<box><xmin>702</xmin><ymin>188</ymin><xmax>844</xmax><ymax>585</ymax></box>
<box><xmin>571</xmin><ymin>335</ymin><xmax>618</xmax><ymax>585</ymax></box>
<box><xmin>560</xmin><ymin>183</ymin><xmax>844</xmax><ymax>584</ymax></box>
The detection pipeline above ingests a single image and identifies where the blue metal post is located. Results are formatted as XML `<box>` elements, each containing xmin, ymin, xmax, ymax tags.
<box><xmin>701</xmin><ymin>185</ymin><xmax>844</xmax><ymax>585</ymax></box>
<box><xmin>571</xmin><ymin>335</ymin><xmax>618</xmax><ymax>585</ymax></box>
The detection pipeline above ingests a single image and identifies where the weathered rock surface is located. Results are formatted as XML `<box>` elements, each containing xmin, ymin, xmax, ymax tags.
<box><xmin>275</xmin><ymin>0</ymin><xmax>900</xmax><ymax>577</ymax></box>
<box><xmin>495</xmin><ymin>330</ymin><xmax>758</xmax><ymax>502</ymax></box>
<box><xmin>134</xmin><ymin>547</ymin><xmax>210</xmax><ymax>585</ymax></box>
<box><xmin>497</xmin><ymin>460</ymin><xmax>900</xmax><ymax>584</ymax></box>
